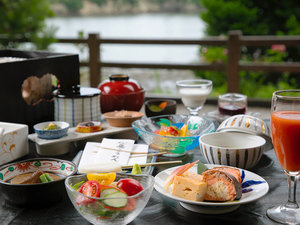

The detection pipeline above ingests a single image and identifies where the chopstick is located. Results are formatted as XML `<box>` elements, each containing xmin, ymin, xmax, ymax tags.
<box><xmin>92</xmin><ymin>145</ymin><xmax>148</xmax><ymax>154</ymax></box>
<box><xmin>121</xmin><ymin>160</ymin><xmax>182</xmax><ymax>169</ymax></box>
<box><xmin>129</xmin><ymin>152</ymin><xmax>167</xmax><ymax>157</ymax></box>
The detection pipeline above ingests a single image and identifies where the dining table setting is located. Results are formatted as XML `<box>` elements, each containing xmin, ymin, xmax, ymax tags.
<box><xmin>0</xmin><ymin>74</ymin><xmax>299</xmax><ymax>225</ymax></box>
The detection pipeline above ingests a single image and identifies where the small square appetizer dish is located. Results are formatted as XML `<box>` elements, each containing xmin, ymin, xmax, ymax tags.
<box><xmin>34</xmin><ymin>121</ymin><xmax>69</xmax><ymax>139</ymax></box>
<box><xmin>65</xmin><ymin>173</ymin><xmax>154</xmax><ymax>225</ymax></box>
<box><xmin>103</xmin><ymin>110</ymin><xmax>144</xmax><ymax>127</ymax></box>
<box><xmin>0</xmin><ymin>158</ymin><xmax>77</xmax><ymax>207</ymax></box>
<box><xmin>144</xmin><ymin>99</ymin><xmax>177</xmax><ymax>117</ymax></box>
<box><xmin>76</xmin><ymin>121</ymin><xmax>102</xmax><ymax>133</ymax></box>
<box><xmin>154</xmin><ymin>161</ymin><xmax>269</xmax><ymax>214</ymax></box>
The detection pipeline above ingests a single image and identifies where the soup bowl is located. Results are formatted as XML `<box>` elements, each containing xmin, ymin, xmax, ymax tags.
<box><xmin>0</xmin><ymin>158</ymin><xmax>77</xmax><ymax>207</ymax></box>
<box><xmin>199</xmin><ymin>132</ymin><xmax>266</xmax><ymax>169</ymax></box>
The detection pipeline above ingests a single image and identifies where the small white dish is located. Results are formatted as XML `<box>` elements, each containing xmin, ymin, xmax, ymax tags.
<box><xmin>154</xmin><ymin>164</ymin><xmax>269</xmax><ymax>214</ymax></box>
<box><xmin>199</xmin><ymin>132</ymin><xmax>266</xmax><ymax>169</ymax></box>
<box><xmin>34</xmin><ymin>121</ymin><xmax>69</xmax><ymax>139</ymax></box>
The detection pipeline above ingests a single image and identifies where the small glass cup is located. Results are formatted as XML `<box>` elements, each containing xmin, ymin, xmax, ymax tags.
<box><xmin>218</xmin><ymin>93</ymin><xmax>247</xmax><ymax>116</ymax></box>
<box><xmin>176</xmin><ymin>79</ymin><xmax>212</xmax><ymax>116</ymax></box>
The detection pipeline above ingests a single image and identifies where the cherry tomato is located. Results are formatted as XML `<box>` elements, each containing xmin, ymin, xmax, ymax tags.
<box><xmin>116</xmin><ymin>178</ymin><xmax>143</xmax><ymax>196</ymax></box>
<box><xmin>77</xmin><ymin>180</ymin><xmax>101</xmax><ymax>205</ymax></box>
<box><xmin>165</xmin><ymin>126</ymin><xmax>179</xmax><ymax>136</ymax></box>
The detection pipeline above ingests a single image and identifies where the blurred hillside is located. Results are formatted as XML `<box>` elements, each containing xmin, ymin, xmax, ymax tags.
<box><xmin>50</xmin><ymin>0</ymin><xmax>202</xmax><ymax>16</ymax></box>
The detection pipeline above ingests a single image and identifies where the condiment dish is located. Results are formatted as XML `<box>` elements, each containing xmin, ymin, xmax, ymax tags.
<box><xmin>144</xmin><ymin>99</ymin><xmax>177</xmax><ymax>117</ymax></box>
<box><xmin>34</xmin><ymin>121</ymin><xmax>69</xmax><ymax>139</ymax></box>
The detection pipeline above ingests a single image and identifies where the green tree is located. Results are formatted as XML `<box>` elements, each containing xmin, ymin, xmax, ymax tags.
<box><xmin>197</xmin><ymin>0</ymin><xmax>300</xmax><ymax>98</ymax></box>
<box><xmin>200</xmin><ymin>0</ymin><xmax>300</xmax><ymax>35</ymax></box>
<box><xmin>0</xmin><ymin>0</ymin><xmax>55</xmax><ymax>49</ymax></box>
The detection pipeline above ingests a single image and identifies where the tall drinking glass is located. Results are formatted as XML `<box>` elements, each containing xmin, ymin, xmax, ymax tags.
<box><xmin>176</xmin><ymin>79</ymin><xmax>212</xmax><ymax>116</ymax></box>
<box><xmin>267</xmin><ymin>90</ymin><xmax>300</xmax><ymax>224</ymax></box>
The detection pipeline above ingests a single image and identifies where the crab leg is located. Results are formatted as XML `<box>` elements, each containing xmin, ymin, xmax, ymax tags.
<box><xmin>164</xmin><ymin>160</ymin><xmax>199</xmax><ymax>190</ymax></box>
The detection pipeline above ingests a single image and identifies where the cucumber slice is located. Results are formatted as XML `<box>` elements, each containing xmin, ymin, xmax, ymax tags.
<box><xmin>100</xmin><ymin>188</ymin><xmax>119</xmax><ymax>198</ymax></box>
<box><xmin>102</xmin><ymin>191</ymin><xmax>128</xmax><ymax>208</ymax></box>
<box><xmin>39</xmin><ymin>174</ymin><xmax>48</xmax><ymax>183</ymax></box>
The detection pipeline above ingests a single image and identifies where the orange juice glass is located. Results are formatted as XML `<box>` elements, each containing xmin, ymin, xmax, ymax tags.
<box><xmin>267</xmin><ymin>90</ymin><xmax>300</xmax><ymax>224</ymax></box>
<box><xmin>271</xmin><ymin>111</ymin><xmax>300</xmax><ymax>172</ymax></box>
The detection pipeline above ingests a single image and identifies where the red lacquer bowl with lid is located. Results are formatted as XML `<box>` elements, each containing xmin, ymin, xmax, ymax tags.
<box><xmin>98</xmin><ymin>74</ymin><xmax>145</xmax><ymax>113</ymax></box>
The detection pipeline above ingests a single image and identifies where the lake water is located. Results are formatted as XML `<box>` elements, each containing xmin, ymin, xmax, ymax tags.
<box><xmin>46</xmin><ymin>13</ymin><xmax>205</xmax><ymax>63</ymax></box>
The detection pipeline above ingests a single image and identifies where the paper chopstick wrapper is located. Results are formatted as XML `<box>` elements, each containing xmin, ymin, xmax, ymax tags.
<box><xmin>78</xmin><ymin>139</ymin><xmax>148</xmax><ymax>173</ymax></box>
<box><xmin>79</xmin><ymin>162</ymin><xmax>122</xmax><ymax>173</ymax></box>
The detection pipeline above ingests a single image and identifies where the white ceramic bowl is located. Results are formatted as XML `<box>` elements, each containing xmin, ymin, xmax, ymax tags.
<box><xmin>216</xmin><ymin>114</ymin><xmax>272</xmax><ymax>150</ymax></box>
<box><xmin>34</xmin><ymin>121</ymin><xmax>69</xmax><ymax>139</ymax></box>
<box><xmin>199</xmin><ymin>132</ymin><xmax>266</xmax><ymax>169</ymax></box>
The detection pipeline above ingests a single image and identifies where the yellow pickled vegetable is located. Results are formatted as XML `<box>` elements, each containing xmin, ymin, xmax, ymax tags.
<box><xmin>86</xmin><ymin>172</ymin><xmax>116</xmax><ymax>185</ymax></box>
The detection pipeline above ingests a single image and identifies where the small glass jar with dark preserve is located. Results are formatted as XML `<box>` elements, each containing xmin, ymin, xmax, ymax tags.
<box><xmin>218</xmin><ymin>93</ymin><xmax>247</xmax><ymax>116</ymax></box>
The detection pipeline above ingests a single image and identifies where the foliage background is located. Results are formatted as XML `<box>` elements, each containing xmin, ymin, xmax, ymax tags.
<box><xmin>0</xmin><ymin>0</ymin><xmax>56</xmax><ymax>50</ymax></box>
<box><xmin>1</xmin><ymin>0</ymin><xmax>300</xmax><ymax>98</ymax></box>
<box><xmin>197</xmin><ymin>0</ymin><xmax>300</xmax><ymax>98</ymax></box>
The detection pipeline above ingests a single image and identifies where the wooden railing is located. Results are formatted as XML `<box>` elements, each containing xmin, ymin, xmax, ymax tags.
<box><xmin>2</xmin><ymin>30</ymin><xmax>300</xmax><ymax>92</ymax></box>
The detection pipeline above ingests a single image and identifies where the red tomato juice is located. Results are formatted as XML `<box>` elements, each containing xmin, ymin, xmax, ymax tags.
<box><xmin>271</xmin><ymin>111</ymin><xmax>300</xmax><ymax>172</ymax></box>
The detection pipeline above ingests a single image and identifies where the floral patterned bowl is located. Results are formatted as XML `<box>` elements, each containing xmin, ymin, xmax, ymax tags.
<box><xmin>0</xmin><ymin>158</ymin><xmax>77</xmax><ymax>207</ymax></box>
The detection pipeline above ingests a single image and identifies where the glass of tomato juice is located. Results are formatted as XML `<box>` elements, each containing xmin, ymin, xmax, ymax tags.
<box><xmin>267</xmin><ymin>90</ymin><xmax>300</xmax><ymax>224</ymax></box>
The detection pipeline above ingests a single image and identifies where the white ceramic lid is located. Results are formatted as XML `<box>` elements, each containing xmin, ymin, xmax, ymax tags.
<box><xmin>216</xmin><ymin>114</ymin><xmax>273</xmax><ymax>151</ymax></box>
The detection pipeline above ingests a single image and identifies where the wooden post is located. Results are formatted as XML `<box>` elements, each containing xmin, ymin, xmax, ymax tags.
<box><xmin>87</xmin><ymin>33</ymin><xmax>100</xmax><ymax>87</ymax></box>
<box><xmin>226</xmin><ymin>30</ymin><xmax>241</xmax><ymax>93</ymax></box>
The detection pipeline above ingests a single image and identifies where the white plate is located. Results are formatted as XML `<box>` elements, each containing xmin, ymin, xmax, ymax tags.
<box><xmin>154</xmin><ymin>164</ymin><xmax>269</xmax><ymax>214</ymax></box>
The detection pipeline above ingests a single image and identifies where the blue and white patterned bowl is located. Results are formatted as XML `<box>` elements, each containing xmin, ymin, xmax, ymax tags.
<box><xmin>34</xmin><ymin>121</ymin><xmax>69</xmax><ymax>139</ymax></box>
<box><xmin>199</xmin><ymin>132</ymin><xmax>266</xmax><ymax>169</ymax></box>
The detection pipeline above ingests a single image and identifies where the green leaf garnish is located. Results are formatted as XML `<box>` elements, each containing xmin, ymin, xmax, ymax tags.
<box><xmin>197</xmin><ymin>161</ymin><xmax>208</xmax><ymax>174</ymax></box>
<box><xmin>70</xmin><ymin>181</ymin><xmax>84</xmax><ymax>191</ymax></box>
<box><xmin>149</xmin><ymin>105</ymin><xmax>163</xmax><ymax>112</ymax></box>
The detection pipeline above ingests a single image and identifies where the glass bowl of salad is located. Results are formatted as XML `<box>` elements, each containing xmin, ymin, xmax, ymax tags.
<box><xmin>34</xmin><ymin>121</ymin><xmax>69</xmax><ymax>139</ymax></box>
<box><xmin>65</xmin><ymin>173</ymin><xmax>154</xmax><ymax>225</ymax></box>
<box><xmin>132</xmin><ymin>114</ymin><xmax>215</xmax><ymax>157</ymax></box>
